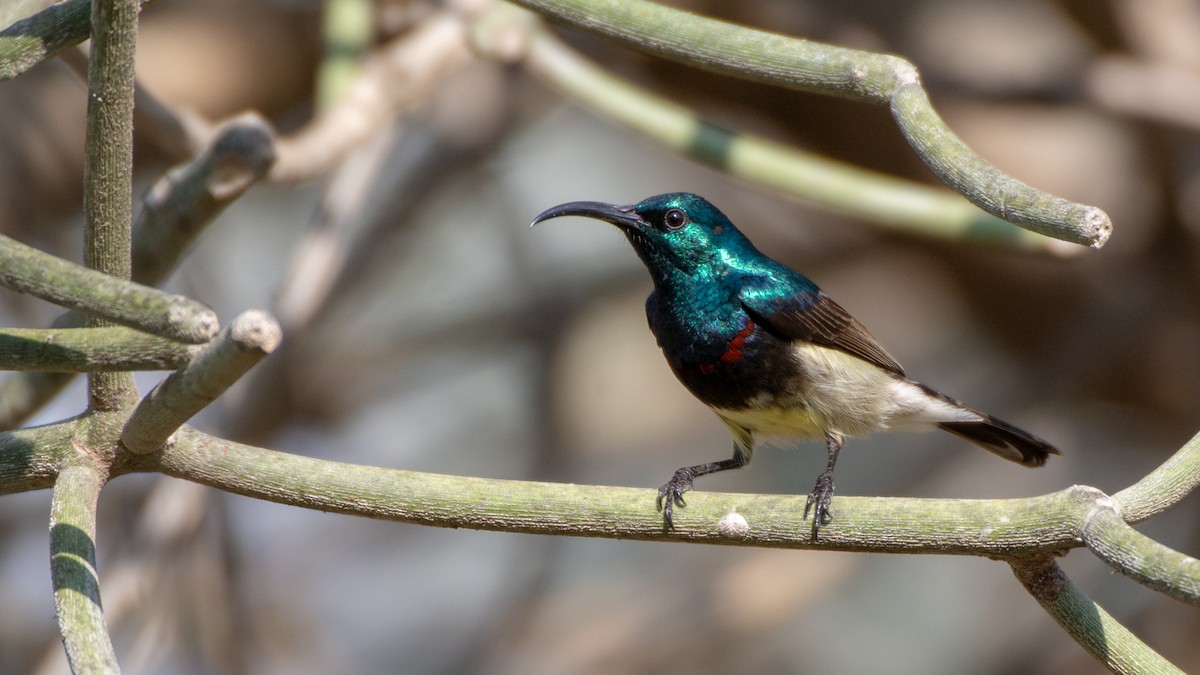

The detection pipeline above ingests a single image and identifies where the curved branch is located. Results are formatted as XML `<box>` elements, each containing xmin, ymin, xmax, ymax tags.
<box><xmin>1113</xmin><ymin>429</ymin><xmax>1200</xmax><ymax>523</ymax></box>
<box><xmin>1011</xmin><ymin>557</ymin><xmax>1184</xmax><ymax>674</ymax></box>
<box><xmin>1083</xmin><ymin>504</ymin><xmax>1200</xmax><ymax>607</ymax></box>
<box><xmin>506</xmin><ymin>0</ymin><xmax>1111</xmax><ymax>247</ymax></box>
<box><xmin>496</xmin><ymin>15</ymin><xmax>1065</xmax><ymax>251</ymax></box>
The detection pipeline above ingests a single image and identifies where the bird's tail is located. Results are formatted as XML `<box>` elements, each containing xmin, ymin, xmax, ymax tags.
<box><xmin>938</xmin><ymin>415</ymin><xmax>1058</xmax><ymax>467</ymax></box>
<box><xmin>912</xmin><ymin>381</ymin><xmax>1058</xmax><ymax>466</ymax></box>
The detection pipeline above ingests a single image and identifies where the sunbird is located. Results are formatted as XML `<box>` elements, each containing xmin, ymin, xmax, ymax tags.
<box><xmin>533</xmin><ymin>192</ymin><xmax>1057</xmax><ymax>540</ymax></box>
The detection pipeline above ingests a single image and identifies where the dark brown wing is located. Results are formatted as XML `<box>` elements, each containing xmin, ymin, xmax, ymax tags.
<box><xmin>741</xmin><ymin>291</ymin><xmax>905</xmax><ymax>376</ymax></box>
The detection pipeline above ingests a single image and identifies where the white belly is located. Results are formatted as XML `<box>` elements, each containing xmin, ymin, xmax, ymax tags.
<box><xmin>712</xmin><ymin>343</ymin><xmax>980</xmax><ymax>439</ymax></box>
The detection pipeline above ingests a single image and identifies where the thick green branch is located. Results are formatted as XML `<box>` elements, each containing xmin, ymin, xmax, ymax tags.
<box><xmin>1012</xmin><ymin>558</ymin><xmax>1184</xmax><ymax>674</ymax></box>
<box><xmin>1083</xmin><ymin>504</ymin><xmax>1200</xmax><ymax>607</ymax></box>
<box><xmin>50</xmin><ymin>459</ymin><xmax>119</xmax><ymax>673</ymax></box>
<box><xmin>83</xmin><ymin>0</ymin><xmax>141</xmax><ymax>413</ymax></box>
<box><xmin>494</xmin><ymin>15</ymin><xmax>1061</xmax><ymax>251</ymax></box>
<box><xmin>506</xmin><ymin>0</ymin><xmax>1111</xmax><ymax>247</ymax></box>
<box><xmin>0</xmin><ymin>327</ymin><xmax>194</xmax><ymax>371</ymax></box>
<box><xmin>0</xmin><ymin>233</ymin><xmax>218</xmax><ymax>343</ymax></box>
<box><xmin>121</xmin><ymin>311</ymin><xmax>280</xmax><ymax>454</ymax></box>
<box><xmin>1114</xmin><ymin>429</ymin><xmax>1200</xmax><ymax>523</ymax></box>
<box><xmin>118</xmin><ymin>426</ymin><xmax>1104</xmax><ymax>555</ymax></box>
<box><xmin>0</xmin><ymin>420</ymin><xmax>76</xmax><ymax>494</ymax></box>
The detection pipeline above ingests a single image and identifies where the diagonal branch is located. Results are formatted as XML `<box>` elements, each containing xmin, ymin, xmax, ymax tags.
<box><xmin>1011</xmin><ymin>557</ymin><xmax>1184</xmax><ymax>674</ymax></box>
<box><xmin>506</xmin><ymin>0</ymin><xmax>1112</xmax><ymax>247</ymax></box>
<box><xmin>121</xmin><ymin>311</ymin><xmax>281</xmax><ymax>454</ymax></box>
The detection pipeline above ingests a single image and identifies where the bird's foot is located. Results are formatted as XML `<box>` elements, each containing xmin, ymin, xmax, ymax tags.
<box><xmin>804</xmin><ymin>470</ymin><xmax>835</xmax><ymax>542</ymax></box>
<box><xmin>657</xmin><ymin>468</ymin><xmax>696</xmax><ymax>530</ymax></box>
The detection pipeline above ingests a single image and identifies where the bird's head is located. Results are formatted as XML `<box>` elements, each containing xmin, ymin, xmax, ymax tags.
<box><xmin>532</xmin><ymin>193</ymin><xmax>756</xmax><ymax>285</ymax></box>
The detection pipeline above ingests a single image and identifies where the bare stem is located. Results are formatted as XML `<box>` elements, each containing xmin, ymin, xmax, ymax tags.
<box><xmin>50</xmin><ymin>459</ymin><xmax>120</xmax><ymax>673</ymax></box>
<box><xmin>121</xmin><ymin>311</ymin><xmax>281</xmax><ymax>454</ymax></box>
<box><xmin>506</xmin><ymin>0</ymin><xmax>1112</xmax><ymax>247</ymax></box>
<box><xmin>1011</xmin><ymin>557</ymin><xmax>1184</xmax><ymax>674</ymax></box>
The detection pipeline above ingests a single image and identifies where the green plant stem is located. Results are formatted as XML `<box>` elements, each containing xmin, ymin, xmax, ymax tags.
<box><xmin>506</xmin><ymin>0</ymin><xmax>1111</xmax><ymax>248</ymax></box>
<box><xmin>0</xmin><ymin>327</ymin><xmax>194</xmax><ymax>371</ymax></box>
<box><xmin>0</xmin><ymin>420</ymin><xmax>76</xmax><ymax>494</ymax></box>
<box><xmin>121</xmin><ymin>311</ymin><xmax>281</xmax><ymax>454</ymax></box>
<box><xmin>1113</xmin><ymin>429</ymin><xmax>1200</xmax><ymax>523</ymax></box>
<box><xmin>83</xmin><ymin>0</ymin><xmax>140</xmax><ymax>415</ymax></box>
<box><xmin>50</xmin><ymin>459</ymin><xmax>120</xmax><ymax>673</ymax></box>
<box><xmin>0</xmin><ymin>233</ymin><xmax>218</xmax><ymax>344</ymax></box>
<box><xmin>0</xmin><ymin>113</ymin><xmax>271</xmax><ymax>430</ymax></box>
<box><xmin>113</xmin><ymin>425</ymin><xmax>1101</xmax><ymax>554</ymax></box>
<box><xmin>1012</xmin><ymin>557</ymin><xmax>1184</xmax><ymax>674</ymax></box>
<box><xmin>506</xmin><ymin>18</ymin><xmax>1060</xmax><ymax>250</ymax></box>
<box><xmin>1083</xmin><ymin>505</ymin><xmax>1200</xmax><ymax>607</ymax></box>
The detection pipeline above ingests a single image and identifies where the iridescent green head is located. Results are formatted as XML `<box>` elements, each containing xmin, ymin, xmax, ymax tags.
<box><xmin>532</xmin><ymin>192</ymin><xmax>758</xmax><ymax>282</ymax></box>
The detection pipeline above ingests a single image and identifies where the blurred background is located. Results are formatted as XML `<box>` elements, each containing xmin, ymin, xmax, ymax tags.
<box><xmin>2</xmin><ymin>0</ymin><xmax>1199</xmax><ymax>672</ymax></box>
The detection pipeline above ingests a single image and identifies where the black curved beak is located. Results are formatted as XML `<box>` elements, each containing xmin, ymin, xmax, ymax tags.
<box><xmin>530</xmin><ymin>201</ymin><xmax>644</xmax><ymax>230</ymax></box>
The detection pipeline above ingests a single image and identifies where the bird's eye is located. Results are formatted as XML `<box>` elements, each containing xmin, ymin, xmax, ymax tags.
<box><xmin>664</xmin><ymin>209</ymin><xmax>688</xmax><ymax>230</ymax></box>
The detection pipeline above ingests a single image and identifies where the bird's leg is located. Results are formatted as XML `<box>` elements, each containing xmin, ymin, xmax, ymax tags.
<box><xmin>658</xmin><ymin>426</ymin><xmax>752</xmax><ymax>530</ymax></box>
<box><xmin>805</xmin><ymin>433</ymin><xmax>843</xmax><ymax>542</ymax></box>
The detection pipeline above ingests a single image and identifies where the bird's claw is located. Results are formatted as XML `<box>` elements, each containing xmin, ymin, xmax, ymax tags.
<box><xmin>804</xmin><ymin>470</ymin><xmax>835</xmax><ymax>542</ymax></box>
<box><xmin>657</xmin><ymin>469</ymin><xmax>694</xmax><ymax>530</ymax></box>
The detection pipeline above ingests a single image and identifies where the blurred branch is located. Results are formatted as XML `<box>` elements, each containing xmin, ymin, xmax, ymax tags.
<box><xmin>50</xmin><ymin>460</ymin><xmax>120</xmax><ymax>673</ymax></box>
<box><xmin>0</xmin><ymin>327</ymin><xmax>194</xmax><ymax>371</ymax></box>
<box><xmin>504</xmin><ymin>0</ymin><xmax>1112</xmax><ymax>248</ymax></box>
<box><xmin>486</xmin><ymin>11</ymin><xmax>1066</xmax><ymax>252</ymax></box>
<box><xmin>1012</xmin><ymin>558</ymin><xmax>1184</xmax><ymax>675</ymax></box>
<box><xmin>0</xmin><ymin>0</ymin><xmax>149</xmax><ymax>81</ymax></box>
<box><xmin>121</xmin><ymin>311</ymin><xmax>280</xmax><ymax>455</ymax></box>
<box><xmin>317</xmin><ymin>0</ymin><xmax>373</xmax><ymax>110</ymax></box>
<box><xmin>270</xmin><ymin>11</ymin><xmax>473</xmax><ymax>183</ymax></box>
<box><xmin>1088</xmin><ymin>56</ymin><xmax>1200</xmax><ymax>131</ymax></box>
<box><xmin>0</xmin><ymin>233</ymin><xmax>217</xmax><ymax>343</ymax></box>
<box><xmin>132</xmin><ymin>112</ymin><xmax>277</xmax><ymax>283</ymax></box>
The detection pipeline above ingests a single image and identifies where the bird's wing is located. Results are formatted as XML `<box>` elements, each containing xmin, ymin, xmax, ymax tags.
<box><xmin>739</xmin><ymin>281</ymin><xmax>906</xmax><ymax>377</ymax></box>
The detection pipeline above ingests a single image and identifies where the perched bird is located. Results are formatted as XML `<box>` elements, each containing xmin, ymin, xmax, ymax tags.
<box><xmin>533</xmin><ymin>192</ymin><xmax>1058</xmax><ymax>540</ymax></box>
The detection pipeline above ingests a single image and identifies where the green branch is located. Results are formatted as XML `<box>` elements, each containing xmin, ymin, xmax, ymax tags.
<box><xmin>121</xmin><ymin>311</ymin><xmax>281</xmax><ymax>454</ymax></box>
<box><xmin>495</xmin><ymin>15</ymin><xmax>1062</xmax><ymax>251</ymax></box>
<box><xmin>83</xmin><ymin>0</ymin><xmax>141</xmax><ymax>413</ymax></box>
<box><xmin>0</xmin><ymin>232</ymin><xmax>217</xmax><ymax>344</ymax></box>
<box><xmin>1083</xmin><ymin>505</ymin><xmax>1200</xmax><ymax>607</ymax></box>
<box><xmin>112</xmin><ymin>426</ymin><xmax>1102</xmax><ymax>555</ymax></box>
<box><xmin>1114</xmin><ymin>429</ymin><xmax>1200</xmax><ymax>523</ymax></box>
<box><xmin>0</xmin><ymin>327</ymin><xmax>194</xmax><ymax>371</ymax></box>
<box><xmin>505</xmin><ymin>0</ymin><xmax>1112</xmax><ymax>248</ymax></box>
<box><xmin>0</xmin><ymin>420</ymin><xmax>76</xmax><ymax>494</ymax></box>
<box><xmin>1012</xmin><ymin>558</ymin><xmax>1184</xmax><ymax>674</ymax></box>
<box><xmin>50</xmin><ymin>459</ymin><xmax>120</xmax><ymax>673</ymax></box>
